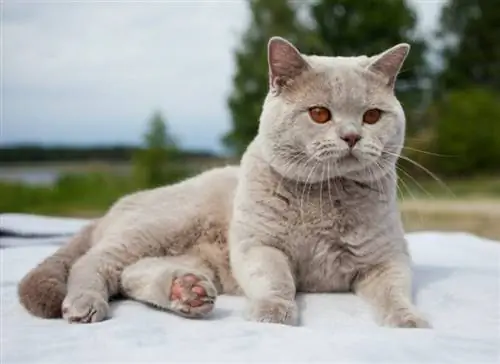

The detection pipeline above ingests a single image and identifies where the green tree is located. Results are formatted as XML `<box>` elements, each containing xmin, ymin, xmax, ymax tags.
<box><xmin>133</xmin><ymin>111</ymin><xmax>184</xmax><ymax>188</ymax></box>
<box><xmin>436</xmin><ymin>0</ymin><xmax>500</xmax><ymax>94</ymax></box>
<box><xmin>224</xmin><ymin>0</ymin><xmax>318</xmax><ymax>156</ymax></box>
<box><xmin>430</xmin><ymin>88</ymin><xmax>500</xmax><ymax>176</ymax></box>
<box><xmin>310</xmin><ymin>0</ymin><xmax>429</xmax><ymax>131</ymax></box>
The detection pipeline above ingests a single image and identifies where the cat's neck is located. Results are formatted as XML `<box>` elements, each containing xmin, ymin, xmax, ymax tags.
<box><xmin>270</xmin><ymin>166</ymin><xmax>397</xmax><ymax>203</ymax></box>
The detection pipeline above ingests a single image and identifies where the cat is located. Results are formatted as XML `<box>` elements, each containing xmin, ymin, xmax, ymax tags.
<box><xmin>18</xmin><ymin>36</ymin><xmax>429</xmax><ymax>328</ymax></box>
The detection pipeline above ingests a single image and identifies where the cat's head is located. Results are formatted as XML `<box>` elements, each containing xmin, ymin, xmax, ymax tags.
<box><xmin>258</xmin><ymin>36</ymin><xmax>409</xmax><ymax>183</ymax></box>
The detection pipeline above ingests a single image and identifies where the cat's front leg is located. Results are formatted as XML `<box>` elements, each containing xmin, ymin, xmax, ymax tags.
<box><xmin>62</xmin><ymin>242</ymin><xmax>138</xmax><ymax>323</ymax></box>
<box><xmin>231</xmin><ymin>245</ymin><xmax>298</xmax><ymax>325</ymax></box>
<box><xmin>354</xmin><ymin>259</ymin><xmax>430</xmax><ymax>328</ymax></box>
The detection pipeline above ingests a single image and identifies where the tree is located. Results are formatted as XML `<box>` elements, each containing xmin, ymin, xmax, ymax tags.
<box><xmin>224</xmin><ymin>0</ymin><xmax>318</xmax><ymax>156</ymax></box>
<box><xmin>436</xmin><ymin>0</ymin><xmax>500</xmax><ymax>94</ymax></box>
<box><xmin>144</xmin><ymin>111</ymin><xmax>177</xmax><ymax>150</ymax></box>
<box><xmin>310</xmin><ymin>0</ymin><xmax>429</xmax><ymax>131</ymax></box>
<box><xmin>133</xmin><ymin>111</ymin><xmax>184</xmax><ymax>188</ymax></box>
<box><xmin>430</xmin><ymin>88</ymin><xmax>500</xmax><ymax>176</ymax></box>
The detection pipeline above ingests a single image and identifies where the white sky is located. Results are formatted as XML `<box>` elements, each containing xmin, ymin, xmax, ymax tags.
<box><xmin>1</xmin><ymin>0</ymin><xmax>446</xmax><ymax>152</ymax></box>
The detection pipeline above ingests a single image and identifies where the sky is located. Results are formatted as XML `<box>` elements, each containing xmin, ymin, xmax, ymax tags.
<box><xmin>1</xmin><ymin>0</ymin><xmax>446</xmax><ymax>152</ymax></box>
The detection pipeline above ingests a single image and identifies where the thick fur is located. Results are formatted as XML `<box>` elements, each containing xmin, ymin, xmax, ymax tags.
<box><xmin>18</xmin><ymin>37</ymin><xmax>429</xmax><ymax>328</ymax></box>
<box><xmin>18</xmin><ymin>221</ymin><xmax>96</xmax><ymax>318</ymax></box>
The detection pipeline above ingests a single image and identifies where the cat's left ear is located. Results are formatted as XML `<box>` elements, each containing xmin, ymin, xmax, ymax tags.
<box><xmin>367</xmin><ymin>43</ymin><xmax>410</xmax><ymax>88</ymax></box>
<box><xmin>268</xmin><ymin>36</ymin><xmax>310</xmax><ymax>94</ymax></box>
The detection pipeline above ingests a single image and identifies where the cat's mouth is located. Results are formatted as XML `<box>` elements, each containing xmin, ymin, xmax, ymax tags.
<box><xmin>337</xmin><ymin>153</ymin><xmax>358</xmax><ymax>163</ymax></box>
<box><xmin>304</xmin><ymin>145</ymin><xmax>383</xmax><ymax>178</ymax></box>
<box><xmin>315</xmin><ymin>149</ymin><xmax>360</xmax><ymax>164</ymax></box>
<box><xmin>330</xmin><ymin>149</ymin><xmax>382</xmax><ymax>174</ymax></box>
<box><xmin>314</xmin><ymin>147</ymin><xmax>352</xmax><ymax>161</ymax></box>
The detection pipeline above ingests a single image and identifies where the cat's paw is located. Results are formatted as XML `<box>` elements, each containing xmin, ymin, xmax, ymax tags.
<box><xmin>383</xmin><ymin>309</ymin><xmax>431</xmax><ymax>328</ymax></box>
<box><xmin>62</xmin><ymin>291</ymin><xmax>109</xmax><ymax>323</ymax></box>
<box><xmin>246</xmin><ymin>298</ymin><xmax>298</xmax><ymax>325</ymax></box>
<box><xmin>168</xmin><ymin>272</ymin><xmax>217</xmax><ymax>318</ymax></box>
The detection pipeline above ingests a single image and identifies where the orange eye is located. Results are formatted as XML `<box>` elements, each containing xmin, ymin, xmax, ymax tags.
<box><xmin>308</xmin><ymin>107</ymin><xmax>331</xmax><ymax>124</ymax></box>
<box><xmin>363</xmin><ymin>108</ymin><xmax>382</xmax><ymax>124</ymax></box>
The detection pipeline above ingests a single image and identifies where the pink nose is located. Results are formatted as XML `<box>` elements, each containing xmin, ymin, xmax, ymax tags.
<box><xmin>341</xmin><ymin>133</ymin><xmax>361</xmax><ymax>148</ymax></box>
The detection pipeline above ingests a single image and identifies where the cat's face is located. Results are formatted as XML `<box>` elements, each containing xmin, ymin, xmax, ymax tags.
<box><xmin>258</xmin><ymin>37</ymin><xmax>409</xmax><ymax>183</ymax></box>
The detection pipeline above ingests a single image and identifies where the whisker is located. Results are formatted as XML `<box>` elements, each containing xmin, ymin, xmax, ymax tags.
<box><xmin>299</xmin><ymin>155</ymin><xmax>320</xmax><ymax>225</ymax></box>
<box><xmin>385</xmin><ymin>151</ymin><xmax>456</xmax><ymax>198</ymax></box>
<box><xmin>319</xmin><ymin>164</ymin><xmax>325</xmax><ymax>223</ymax></box>
<box><xmin>396</xmin><ymin>164</ymin><xmax>434</xmax><ymax>200</ymax></box>
<box><xmin>401</xmin><ymin>146</ymin><xmax>454</xmax><ymax>158</ymax></box>
<box><xmin>387</xmin><ymin>144</ymin><xmax>455</xmax><ymax>158</ymax></box>
<box><xmin>379</xmin><ymin>159</ymin><xmax>426</xmax><ymax>229</ymax></box>
<box><xmin>372</xmin><ymin>161</ymin><xmax>389</xmax><ymax>201</ymax></box>
<box><xmin>326</xmin><ymin>161</ymin><xmax>335</xmax><ymax>211</ymax></box>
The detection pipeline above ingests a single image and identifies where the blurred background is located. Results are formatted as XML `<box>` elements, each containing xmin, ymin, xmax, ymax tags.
<box><xmin>1</xmin><ymin>0</ymin><xmax>499</xmax><ymax>239</ymax></box>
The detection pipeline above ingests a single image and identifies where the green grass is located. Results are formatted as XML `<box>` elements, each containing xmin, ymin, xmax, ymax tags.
<box><xmin>397</xmin><ymin>175</ymin><xmax>500</xmax><ymax>200</ymax></box>
<box><xmin>0</xmin><ymin>172</ymin><xmax>140</xmax><ymax>217</ymax></box>
<box><xmin>0</xmin><ymin>157</ymin><xmax>208</xmax><ymax>217</ymax></box>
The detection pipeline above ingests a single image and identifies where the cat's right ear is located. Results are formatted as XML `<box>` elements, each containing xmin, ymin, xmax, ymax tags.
<box><xmin>267</xmin><ymin>36</ymin><xmax>309</xmax><ymax>94</ymax></box>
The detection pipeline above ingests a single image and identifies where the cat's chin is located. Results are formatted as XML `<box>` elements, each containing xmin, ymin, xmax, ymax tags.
<box><xmin>269</xmin><ymin>155</ymin><xmax>388</xmax><ymax>184</ymax></box>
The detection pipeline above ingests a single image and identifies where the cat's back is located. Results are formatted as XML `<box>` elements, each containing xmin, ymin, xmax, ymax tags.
<box><xmin>98</xmin><ymin>165</ymin><xmax>240</xmax><ymax>233</ymax></box>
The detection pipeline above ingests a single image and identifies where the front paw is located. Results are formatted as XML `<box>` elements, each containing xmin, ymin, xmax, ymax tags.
<box><xmin>383</xmin><ymin>309</ymin><xmax>431</xmax><ymax>328</ymax></box>
<box><xmin>246</xmin><ymin>298</ymin><xmax>298</xmax><ymax>326</ymax></box>
<box><xmin>62</xmin><ymin>291</ymin><xmax>109</xmax><ymax>324</ymax></box>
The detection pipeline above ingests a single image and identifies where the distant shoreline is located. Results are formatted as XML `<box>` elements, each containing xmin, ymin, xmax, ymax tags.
<box><xmin>0</xmin><ymin>145</ymin><xmax>223</xmax><ymax>165</ymax></box>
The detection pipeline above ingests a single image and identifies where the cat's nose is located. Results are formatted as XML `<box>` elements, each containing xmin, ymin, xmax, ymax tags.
<box><xmin>341</xmin><ymin>133</ymin><xmax>361</xmax><ymax>148</ymax></box>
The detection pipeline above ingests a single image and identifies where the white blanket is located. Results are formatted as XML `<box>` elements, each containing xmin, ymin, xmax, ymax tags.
<box><xmin>1</xmin><ymin>214</ymin><xmax>499</xmax><ymax>363</ymax></box>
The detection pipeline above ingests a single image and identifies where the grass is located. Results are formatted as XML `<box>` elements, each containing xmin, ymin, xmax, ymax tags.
<box><xmin>396</xmin><ymin>175</ymin><xmax>500</xmax><ymax>240</ymax></box>
<box><xmin>0</xmin><ymin>172</ymin><xmax>140</xmax><ymax>217</ymax></box>
<box><xmin>400</xmin><ymin>200</ymin><xmax>500</xmax><ymax>241</ymax></box>
<box><xmin>397</xmin><ymin>176</ymin><xmax>500</xmax><ymax>199</ymax></box>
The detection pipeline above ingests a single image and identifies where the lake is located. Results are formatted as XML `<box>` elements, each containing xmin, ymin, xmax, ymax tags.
<box><xmin>0</xmin><ymin>168</ymin><xmax>59</xmax><ymax>185</ymax></box>
<box><xmin>0</xmin><ymin>163</ymin><xmax>131</xmax><ymax>185</ymax></box>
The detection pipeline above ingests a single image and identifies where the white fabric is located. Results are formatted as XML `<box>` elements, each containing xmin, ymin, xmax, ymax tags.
<box><xmin>1</xmin><ymin>214</ymin><xmax>499</xmax><ymax>363</ymax></box>
<box><xmin>1</xmin><ymin>213</ymin><xmax>89</xmax><ymax>236</ymax></box>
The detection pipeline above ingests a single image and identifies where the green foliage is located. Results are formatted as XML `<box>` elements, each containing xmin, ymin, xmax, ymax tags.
<box><xmin>399</xmin><ymin>0</ymin><xmax>500</xmax><ymax>180</ymax></box>
<box><xmin>436</xmin><ymin>0</ymin><xmax>500</xmax><ymax>93</ymax></box>
<box><xmin>132</xmin><ymin>111</ymin><xmax>188</xmax><ymax>188</ymax></box>
<box><xmin>429</xmin><ymin>88</ymin><xmax>500</xmax><ymax>175</ymax></box>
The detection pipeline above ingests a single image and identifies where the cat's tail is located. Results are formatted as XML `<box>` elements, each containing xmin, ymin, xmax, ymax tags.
<box><xmin>17</xmin><ymin>220</ymin><xmax>97</xmax><ymax>318</ymax></box>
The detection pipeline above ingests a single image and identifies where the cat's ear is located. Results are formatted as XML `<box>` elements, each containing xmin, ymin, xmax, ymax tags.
<box><xmin>267</xmin><ymin>36</ymin><xmax>309</xmax><ymax>94</ymax></box>
<box><xmin>367</xmin><ymin>43</ymin><xmax>410</xmax><ymax>88</ymax></box>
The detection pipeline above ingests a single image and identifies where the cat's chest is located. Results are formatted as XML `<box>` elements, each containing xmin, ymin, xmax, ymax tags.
<box><xmin>295</xmin><ymin>239</ymin><xmax>362</xmax><ymax>292</ymax></box>
<box><xmin>284</xmin><ymin>189</ymin><xmax>359</xmax><ymax>240</ymax></box>
<box><xmin>279</xmin><ymin>187</ymin><xmax>374</xmax><ymax>292</ymax></box>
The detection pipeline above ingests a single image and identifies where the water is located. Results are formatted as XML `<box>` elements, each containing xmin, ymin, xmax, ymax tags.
<box><xmin>0</xmin><ymin>168</ymin><xmax>60</xmax><ymax>185</ymax></box>
<box><xmin>0</xmin><ymin>164</ymin><xmax>131</xmax><ymax>185</ymax></box>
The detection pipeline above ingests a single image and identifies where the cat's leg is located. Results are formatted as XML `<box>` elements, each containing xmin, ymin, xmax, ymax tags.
<box><xmin>121</xmin><ymin>255</ymin><xmax>218</xmax><ymax>318</ymax></box>
<box><xmin>61</xmin><ymin>243</ymin><xmax>138</xmax><ymax>323</ymax></box>
<box><xmin>354</xmin><ymin>259</ymin><xmax>430</xmax><ymax>328</ymax></box>
<box><xmin>231</xmin><ymin>246</ymin><xmax>297</xmax><ymax>325</ymax></box>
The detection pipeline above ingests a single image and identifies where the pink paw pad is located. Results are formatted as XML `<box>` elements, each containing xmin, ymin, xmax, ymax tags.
<box><xmin>169</xmin><ymin>273</ymin><xmax>216</xmax><ymax>317</ymax></box>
